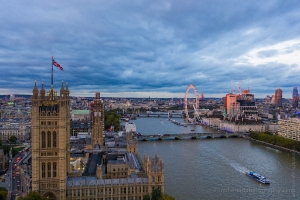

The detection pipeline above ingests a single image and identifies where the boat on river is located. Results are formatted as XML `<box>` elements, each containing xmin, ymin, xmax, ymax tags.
<box><xmin>246</xmin><ymin>171</ymin><xmax>270</xmax><ymax>184</ymax></box>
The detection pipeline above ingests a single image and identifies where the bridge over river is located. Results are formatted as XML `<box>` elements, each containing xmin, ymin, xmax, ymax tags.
<box><xmin>136</xmin><ymin>112</ymin><xmax>183</xmax><ymax>118</ymax></box>
<box><xmin>137</xmin><ymin>132</ymin><xmax>248</xmax><ymax>141</ymax></box>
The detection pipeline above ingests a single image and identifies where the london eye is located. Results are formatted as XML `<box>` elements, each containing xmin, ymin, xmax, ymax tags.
<box><xmin>184</xmin><ymin>84</ymin><xmax>200</xmax><ymax>123</ymax></box>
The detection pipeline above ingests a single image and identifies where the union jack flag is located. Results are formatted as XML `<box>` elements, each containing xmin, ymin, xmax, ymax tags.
<box><xmin>52</xmin><ymin>59</ymin><xmax>64</xmax><ymax>71</ymax></box>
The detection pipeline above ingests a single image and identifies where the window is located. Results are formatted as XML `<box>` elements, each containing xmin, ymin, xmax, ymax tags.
<box><xmin>47</xmin><ymin>162</ymin><xmax>51</xmax><ymax>177</ymax></box>
<box><xmin>53</xmin><ymin>162</ymin><xmax>57</xmax><ymax>177</ymax></box>
<box><xmin>47</xmin><ymin>131</ymin><xmax>51</xmax><ymax>147</ymax></box>
<box><xmin>41</xmin><ymin>132</ymin><xmax>46</xmax><ymax>148</ymax></box>
<box><xmin>42</xmin><ymin>163</ymin><xmax>46</xmax><ymax>178</ymax></box>
<box><xmin>53</xmin><ymin>132</ymin><xmax>57</xmax><ymax>147</ymax></box>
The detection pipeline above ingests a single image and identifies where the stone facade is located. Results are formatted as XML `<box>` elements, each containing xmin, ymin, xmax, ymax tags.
<box><xmin>0</xmin><ymin>149</ymin><xmax>9</xmax><ymax>171</ymax></box>
<box><xmin>90</xmin><ymin>92</ymin><xmax>105</xmax><ymax>147</ymax></box>
<box><xmin>202</xmin><ymin>115</ymin><xmax>265</xmax><ymax>133</ymax></box>
<box><xmin>65</xmin><ymin>153</ymin><xmax>164</xmax><ymax>200</ymax></box>
<box><xmin>30</xmin><ymin>82</ymin><xmax>165</xmax><ymax>200</ymax></box>
<box><xmin>31</xmin><ymin>81</ymin><xmax>70</xmax><ymax>200</ymax></box>
<box><xmin>0</xmin><ymin>123</ymin><xmax>30</xmax><ymax>141</ymax></box>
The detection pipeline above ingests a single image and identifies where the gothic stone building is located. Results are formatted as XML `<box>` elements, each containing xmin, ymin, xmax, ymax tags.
<box><xmin>31</xmin><ymin>81</ymin><xmax>164</xmax><ymax>200</ymax></box>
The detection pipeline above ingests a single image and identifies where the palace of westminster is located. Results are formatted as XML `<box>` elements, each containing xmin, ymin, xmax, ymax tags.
<box><xmin>30</xmin><ymin>80</ymin><xmax>164</xmax><ymax>200</ymax></box>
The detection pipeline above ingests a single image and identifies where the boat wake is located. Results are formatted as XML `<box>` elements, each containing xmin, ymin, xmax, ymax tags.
<box><xmin>229</xmin><ymin>161</ymin><xmax>249</xmax><ymax>174</ymax></box>
<box><xmin>201</xmin><ymin>146</ymin><xmax>249</xmax><ymax>174</ymax></box>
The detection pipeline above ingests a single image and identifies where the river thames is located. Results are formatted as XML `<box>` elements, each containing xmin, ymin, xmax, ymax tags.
<box><xmin>132</xmin><ymin>117</ymin><xmax>300</xmax><ymax>200</ymax></box>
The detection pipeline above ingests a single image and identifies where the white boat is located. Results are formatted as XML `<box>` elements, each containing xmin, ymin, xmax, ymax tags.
<box><xmin>246</xmin><ymin>171</ymin><xmax>270</xmax><ymax>184</ymax></box>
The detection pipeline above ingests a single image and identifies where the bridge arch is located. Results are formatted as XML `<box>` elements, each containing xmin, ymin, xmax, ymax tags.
<box><xmin>184</xmin><ymin>84</ymin><xmax>199</xmax><ymax>122</ymax></box>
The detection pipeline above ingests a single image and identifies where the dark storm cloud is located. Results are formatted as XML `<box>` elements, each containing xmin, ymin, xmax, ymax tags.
<box><xmin>1</xmin><ymin>0</ymin><xmax>300</xmax><ymax>98</ymax></box>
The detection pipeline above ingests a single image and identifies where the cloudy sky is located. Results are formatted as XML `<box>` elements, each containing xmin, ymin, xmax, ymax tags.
<box><xmin>1</xmin><ymin>0</ymin><xmax>300</xmax><ymax>98</ymax></box>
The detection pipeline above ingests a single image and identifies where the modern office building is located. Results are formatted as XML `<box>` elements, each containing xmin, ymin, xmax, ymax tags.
<box><xmin>292</xmin><ymin>87</ymin><xmax>299</xmax><ymax>108</ymax></box>
<box><xmin>237</xmin><ymin>89</ymin><xmax>257</xmax><ymax>116</ymax></box>
<box><xmin>224</xmin><ymin>93</ymin><xmax>240</xmax><ymax>115</ymax></box>
<box><xmin>275</xmin><ymin>88</ymin><xmax>282</xmax><ymax>107</ymax></box>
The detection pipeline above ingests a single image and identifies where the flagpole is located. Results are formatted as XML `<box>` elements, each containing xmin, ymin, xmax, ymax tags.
<box><xmin>51</xmin><ymin>56</ymin><xmax>54</xmax><ymax>87</ymax></box>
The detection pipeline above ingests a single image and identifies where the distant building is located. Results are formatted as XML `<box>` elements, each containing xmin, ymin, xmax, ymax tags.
<box><xmin>125</xmin><ymin>122</ymin><xmax>136</xmax><ymax>133</ymax></box>
<box><xmin>90</xmin><ymin>92</ymin><xmax>105</xmax><ymax>147</ymax></box>
<box><xmin>220</xmin><ymin>115</ymin><xmax>265</xmax><ymax>133</ymax></box>
<box><xmin>71</xmin><ymin>110</ymin><xmax>90</xmax><ymax>121</ymax></box>
<box><xmin>70</xmin><ymin>120</ymin><xmax>91</xmax><ymax>137</ymax></box>
<box><xmin>292</xmin><ymin>87</ymin><xmax>299</xmax><ymax>108</ymax></box>
<box><xmin>275</xmin><ymin>88</ymin><xmax>282</xmax><ymax>107</ymax></box>
<box><xmin>0</xmin><ymin>123</ymin><xmax>30</xmax><ymax>141</ymax></box>
<box><xmin>224</xmin><ymin>89</ymin><xmax>257</xmax><ymax>116</ymax></box>
<box><xmin>237</xmin><ymin>89</ymin><xmax>257</xmax><ymax>116</ymax></box>
<box><xmin>271</xmin><ymin>95</ymin><xmax>276</xmax><ymax>104</ymax></box>
<box><xmin>224</xmin><ymin>94</ymin><xmax>240</xmax><ymax>115</ymax></box>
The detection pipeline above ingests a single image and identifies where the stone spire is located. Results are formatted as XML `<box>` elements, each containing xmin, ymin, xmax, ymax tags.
<box><xmin>40</xmin><ymin>82</ymin><xmax>45</xmax><ymax>100</ymax></box>
<box><xmin>32</xmin><ymin>80</ymin><xmax>38</xmax><ymax>98</ymax></box>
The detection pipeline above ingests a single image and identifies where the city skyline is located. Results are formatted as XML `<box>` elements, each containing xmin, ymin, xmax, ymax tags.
<box><xmin>1</xmin><ymin>0</ymin><xmax>300</xmax><ymax>98</ymax></box>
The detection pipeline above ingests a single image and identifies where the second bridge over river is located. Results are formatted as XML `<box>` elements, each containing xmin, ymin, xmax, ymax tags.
<box><xmin>136</xmin><ymin>132</ymin><xmax>248</xmax><ymax>141</ymax></box>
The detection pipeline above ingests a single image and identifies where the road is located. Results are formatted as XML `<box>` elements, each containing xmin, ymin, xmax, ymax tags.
<box><xmin>9</xmin><ymin>152</ymin><xmax>25</xmax><ymax>200</ymax></box>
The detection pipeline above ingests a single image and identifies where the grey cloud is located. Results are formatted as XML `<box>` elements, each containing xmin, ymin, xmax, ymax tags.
<box><xmin>0</xmin><ymin>0</ymin><xmax>300</xmax><ymax>98</ymax></box>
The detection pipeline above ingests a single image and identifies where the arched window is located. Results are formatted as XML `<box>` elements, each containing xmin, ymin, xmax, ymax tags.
<box><xmin>53</xmin><ymin>162</ymin><xmax>57</xmax><ymax>177</ymax></box>
<box><xmin>47</xmin><ymin>162</ymin><xmax>51</xmax><ymax>177</ymax></box>
<box><xmin>41</xmin><ymin>132</ymin><xmax>46</xmax><ymax>148</ymax></box>
<box><xmin>47</xmin><ymin>131</ymin><xmax>51</xmax><ymax>147</ymax></box>
<box><xmin>53</xmin><ymin>132</ymin><xmax>57</xmax><ymax>148</ymax></box>
<box><xmin>43</xmin><ymin>192</ymin><xmax>57</xmax><ymax>200</ymax></box>
<box><xmin>42</xmin><ymin>162</ymin><xmax>46</xmax><ymax>178</ymax></box>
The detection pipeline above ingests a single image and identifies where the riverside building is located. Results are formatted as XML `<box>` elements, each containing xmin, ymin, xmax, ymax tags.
<box><xmin>30</xmin><ymin>81</ymin><xmax>164</xmax><ymax>200</ymax></box>
<box><xmin>278</xmin><ymin>117</ymin><xmax>300</xmax><ymax>141</ymax></box>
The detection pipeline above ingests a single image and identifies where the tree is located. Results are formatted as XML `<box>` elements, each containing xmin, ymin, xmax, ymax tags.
<box><xmin>143</xmin><ymin>194</ymin><xmax>151</xmax><ymax>200</ymax></box>
<box><xmin>143</xmin><ymin>189</ymin><xmax>175</xmax><ymax>200</ymax></box>
<box><xmin>104</xmin><ymin>110</ymin><xmax>121</xmax><ymax>131</ymax></box>
<box><xmin>18</xmin><ymin>191</ymin><xmax>46</xmax><ymax>200</ymax></box>
<box><xmin>0</xmin><ymin>187</ymin><xmax>8</xmax><ymax>200</ymax></box>
<box><xmin>0</xmin><ymin>138</ymin><xmax>2</xmax><ymax>146</ymax></box>
<box><xmin>9</xmin><ymin>135</ymin><xmax>18</xmax><ymax>143</ymax></box>
<box><xmin>159</xmin><ymin>194</ymin><xmax>176</xmax><ymax>200</ymax></box>
<box><xmin>1</xmin><ymin>145</ymin><xmax>10</xmax><ymax>155</ymax></box>
<box><xmin>151</xmin><ymin>188</ymin><xmax>162</xmax><ymax>200</ymax></box>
